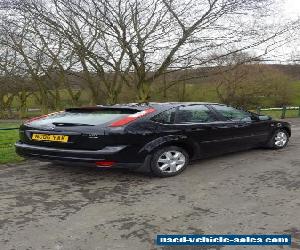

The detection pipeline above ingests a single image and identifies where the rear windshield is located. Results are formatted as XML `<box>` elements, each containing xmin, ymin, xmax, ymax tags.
<box><xmin>27</xmin><ymin>109</ymin><xmax>137</xmax><ymax>126</ymax></box>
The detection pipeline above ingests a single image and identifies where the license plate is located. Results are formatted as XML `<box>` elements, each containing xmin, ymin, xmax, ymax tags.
<box><xmin>31</xmin><ymin>133</ymin><xmax>69</xmax><ymax>142</ymax></box>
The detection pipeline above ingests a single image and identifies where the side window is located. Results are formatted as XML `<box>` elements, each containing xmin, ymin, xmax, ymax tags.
<box><xmin>176</xmin><ymin>105</ymin><xmax>217</xmax><ymax>123</ymax></box>
<box><xmin>152</xmin><ymin>108</ymin><xmax>176</xmax><ymax>124</ymax></box>
<box><xmin>211</xmin><ymin>105</ymin><xmax>251</xmax><ymax>121</ymax></box>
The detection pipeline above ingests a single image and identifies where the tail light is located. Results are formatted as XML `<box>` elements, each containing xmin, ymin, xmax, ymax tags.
<box><xmin>96</xmin><ymin>161</ymin><xmax>116</xmax><ymax>167</ymax></box>
<box><xmin>109</xmin><ymin>108</ymin><xmax>156</xmax><ymax>127</ymax></box>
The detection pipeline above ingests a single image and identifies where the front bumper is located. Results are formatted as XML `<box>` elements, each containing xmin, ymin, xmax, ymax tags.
<box><xmin>15</xmin><ymin>142</ymin><xmax>142</xmax><ymax>169</ymax></box>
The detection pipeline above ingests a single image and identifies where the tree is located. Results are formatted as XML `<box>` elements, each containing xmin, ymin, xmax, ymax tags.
<box><xmin>22</xmin><ymin>0</ymin><xmax>129</xmax><ymax>104</ymax></box>
<box><xmin>212</xmin><ymin>53</ymin><xmax>293</xmax><ymax>108</ymax></box>
<box><xmin>21</xmin><ymin>0</ymin><xmax>293</xmax><ymax>103</ymax></box>
<box><xmin>0</xmin><ymin>48</ymin><xmax>35</xmax><ymax>118</ymax></box>
<box><xmin>0</xmin><ymin>15</ymin><xmax>52</xmax><ymax>113</ymax></box>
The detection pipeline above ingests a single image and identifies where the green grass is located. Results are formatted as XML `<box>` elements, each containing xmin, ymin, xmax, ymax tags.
<box><xmin>259</xmin><ymin>109</ymin><xmax>300</xmax><ymax>119</ymax></box>
<box><xmin>0</xmin><ymin>122</ymin><xmax>23</xmax><ymax>164</ymax></box>
<box><xmin>290</xmin><ymin>81</ymin><xmax>300</xmax><ymax>105</ymax></box>
<box><xmin>151</xmin><ymin>80</ymin><xmax>300</xmax><ymax>106</ymax></box>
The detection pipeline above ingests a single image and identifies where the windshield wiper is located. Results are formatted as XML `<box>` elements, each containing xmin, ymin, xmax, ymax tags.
<box><xmin>52</xmin><ymin>122</ymin><xmax>94</xmax><ymax>127</ymax></box>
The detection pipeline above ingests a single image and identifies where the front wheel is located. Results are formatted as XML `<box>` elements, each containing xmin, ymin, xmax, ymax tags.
<box><xmin>150</xmin><ymin>146</ymin><xmax>189</xmax><ymax>177</ymax></box>
<box><xmin>266</xmin><ymin>129</ymin><xmax>289</xmax><ymax>149</ymax></box>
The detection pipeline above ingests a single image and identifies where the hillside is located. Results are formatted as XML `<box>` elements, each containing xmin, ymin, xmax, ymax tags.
<box><xmin>270</xmin><ymin>64</ymin><xmax>300</xmax><ymax>80</ymax></box>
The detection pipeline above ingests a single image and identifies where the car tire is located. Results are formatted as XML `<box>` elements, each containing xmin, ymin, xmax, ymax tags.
<box><xmin>266</xmin><ymin>129</ymin><xmax>289</xmax><ymax>149</ymax></box>
<box><xmin>150</xmin><ymin>146</ymin><xmax>189</xmax><ymax>177</ymax></box>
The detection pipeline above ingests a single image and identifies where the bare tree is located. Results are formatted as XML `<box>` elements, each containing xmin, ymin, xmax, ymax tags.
<box><xmin>27</xmin><ymin>20</ymin><xmax>82</xmax><ymax>107</ymax></box>
<box><xmin>0</xmin><ymin>47</ymin><xmax>35</xmax><ymax>118</ymax></box>
<box><xmin>0</xmin><ymin>0</ymin><xmax>296</xmax><ymax>115</ymax></box>
<box><xmin>212</xmin><ymin>53</ymin><xmax>293</xmax><ymax>108</ymax></box>
<box><xmin>0</xmin><ymin>15</ymin><xmax>52</xmax><ymax>113</ymax></box>
<box><xmin>21</xmin><ymin>0</ymin><xmax>122</xmax><ymax>104</ymax></box>
<box><xmin>76</xmin><ymin>0</ymin><xmax>289</xmax><ymax>102</ymax></box>
<box><xmin>19</xmin><ymin>0</ymin><xmax>292</xmax><ymax>103</ymax></box>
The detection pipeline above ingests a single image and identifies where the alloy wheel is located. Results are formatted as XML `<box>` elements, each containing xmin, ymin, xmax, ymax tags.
<box><xmin>157</xmin><ymin>150</ymin><xmax>186</xmax><ymax>173</ymax></box>
<box><xmin>274</xmin><ymin>131</ymin><xmax>288</xmax><ymax>147</ymax></box>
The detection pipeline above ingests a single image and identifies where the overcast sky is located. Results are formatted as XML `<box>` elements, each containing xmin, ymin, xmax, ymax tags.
<box><xmin>261</xmin><ymin>0</ymin><xmax>300</xmax><ymax>63</ymax></box>
<box><xmin>283</xmin><ymin>0</ymin><xmax>300</xmax><ymax>18</ymax></box>
<box><xmin>285</xmin><ymin>0</ymin><xmax>300</xmax><ymax>62</ymax></box>
<box><xmin>0</xmin><ymin>0</ymin><xmax>298</xmax><ymax>64</ymax></box>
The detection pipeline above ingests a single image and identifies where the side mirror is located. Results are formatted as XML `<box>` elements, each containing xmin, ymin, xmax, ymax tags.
<box><xmin>258</xmin><ymin>115</ymin><xmax>272</xmax><ymax>121</ymax></box>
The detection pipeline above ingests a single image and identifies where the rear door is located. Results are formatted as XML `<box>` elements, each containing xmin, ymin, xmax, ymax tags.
<box><xmin>172</xmin><ymin>104</ymin><xmax>233</xmax><ymax>158</ymax></box>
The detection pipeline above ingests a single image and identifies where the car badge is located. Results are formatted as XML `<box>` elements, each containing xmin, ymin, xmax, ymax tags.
<box><xmin>45</xmin><ymin>125</ymin><xmax>55</xmax><ymax>130</ymax></box>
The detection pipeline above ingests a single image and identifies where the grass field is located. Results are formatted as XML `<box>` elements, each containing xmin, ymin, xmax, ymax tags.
<box><xmin>259</xmin><ymin>109</ymin><xmax>300</xmax><ymax>119</ymax></box>
<box><xmin>0</xmin><ymin>122</ymin><xmax>23</xmax><ymax>164</ymax></box>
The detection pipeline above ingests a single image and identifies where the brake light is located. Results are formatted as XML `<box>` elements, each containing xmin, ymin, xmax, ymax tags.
<box><xmin>96</xmin><ymin>161</ymin><xmax>116</xmax><ymax>167</ymax></box>
<box><xmin>109</xmin><ymin>108</ymin><xmax>156</xmax><ymax>127</ymax></box>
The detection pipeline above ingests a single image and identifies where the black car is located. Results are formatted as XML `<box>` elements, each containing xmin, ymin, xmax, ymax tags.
<box><xmin>16</xmin><ymin>102</ymin><xmax>291</xmax><ymax>177</ymax></box>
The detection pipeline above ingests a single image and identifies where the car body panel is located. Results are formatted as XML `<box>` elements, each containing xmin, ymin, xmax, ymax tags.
<box><xmin>15</xmin><ymin>102</ymin><xmax>291</xmax><ymax>170</ymax></box>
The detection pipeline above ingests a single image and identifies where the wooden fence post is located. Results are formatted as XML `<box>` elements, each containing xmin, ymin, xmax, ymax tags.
<box><xmin>281</xmin><ymin>106</ymin><xmax>286</xmax><ymax>119</ymax></box>
<box><xmin>256</xmin><ymin>106</ymin><xmax>261</xmax><ymax>115</ymax></box>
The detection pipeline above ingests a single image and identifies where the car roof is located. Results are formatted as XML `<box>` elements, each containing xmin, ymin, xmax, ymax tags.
<box><xmin>101</xmin><ymin>102</ymin><xmax>223</xmax><ymax>108</ymax></box>
<box><xmin>66</xmin><ymin>102</ymin><xmax>224</xmax><ymax>112</ymax></box>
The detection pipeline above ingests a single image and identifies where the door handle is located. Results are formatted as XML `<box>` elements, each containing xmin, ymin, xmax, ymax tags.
<box><xmin>191</xmin><ymin>128</ymin><xmax>204</xmax><ymax>131</ymax></box>
<box><xmin>212</xmin><ymin>126</ymin><xmax>228</xmax><ymax>129</ymax></box>
<box><xmin>234</xmin><ymin>124</ymin><xmax>244</xmax><ymax>128</ymax></box>
<box><xmin>234</xmin><ymin>123</ymin><xmax>250</xmax><ymax>128</ymax></box>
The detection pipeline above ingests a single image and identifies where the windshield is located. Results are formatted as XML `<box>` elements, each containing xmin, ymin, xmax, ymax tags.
<box><xmin>26</xmin><ymin>109</ymin><xmax>137</xmax><ymax>126</ymax></box>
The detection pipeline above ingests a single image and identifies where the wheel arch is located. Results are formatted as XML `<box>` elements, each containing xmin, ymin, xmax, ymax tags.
<box><xmin>160</xmin><ymin>141</ymin><xmax>196</xmax><ymax>159</ymax></box>
<box><xmin>281</xmin><ymin>126</ymin><xmax>291</xmax><ymax>137</ymax></box>
<box><xmin>139</xmin><ymin>135</ymin><xmax>199</xmax><ymax>160</ymax></box>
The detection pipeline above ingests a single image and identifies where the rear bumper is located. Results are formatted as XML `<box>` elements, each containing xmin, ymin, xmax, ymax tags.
<box><xmin>15</xmin><ymin>142</ymin><xmax>143</xmax><ymax>169</ymax></box>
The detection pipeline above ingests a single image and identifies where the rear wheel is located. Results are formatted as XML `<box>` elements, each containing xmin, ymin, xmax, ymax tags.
<box><xmin>266</xmin><ymin>129</ymin><xmax>289</xmax><ymax>149</ymax></box>
<box><xmin>150</xmin><ymin>146</ymin><xmax>189</xmax><ymax>177</ymax></box>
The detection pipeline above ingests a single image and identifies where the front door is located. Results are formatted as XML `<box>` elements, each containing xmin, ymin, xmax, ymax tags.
<box><xmin>208</xmin><ymin>104</ymin><xmax>262</xmax><ymax>150</ymax></box>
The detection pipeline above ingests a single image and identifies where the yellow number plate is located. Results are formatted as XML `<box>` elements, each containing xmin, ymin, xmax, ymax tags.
<box><xmin>31</xmin><ymin>134</ymin><xmax>69</xmax><ymax>143</ymax></box>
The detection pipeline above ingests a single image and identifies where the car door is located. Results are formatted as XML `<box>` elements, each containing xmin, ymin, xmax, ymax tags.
<box><xmin>245</xmin><ymin>112</ymin><xmax>273</xmax><ymax>144</ymax></box>
<box><xmin>172</xmin><ymin>104</ymin><xmax>238</xmax><ymax>158</ymax></box>
<box><xmin>209</xmin><ymin>104</ymin><xmax>268</xmax><ymax>148</ymax></box>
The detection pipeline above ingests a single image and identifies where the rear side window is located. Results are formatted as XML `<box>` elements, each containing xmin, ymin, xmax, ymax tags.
<box><xmin>176</xmin><ymin>105</ymin><xmax>217</xmax><ymax>123</ymax></box>
<box><xmin>152</xmin><ymin>108</ymin><xmax>176</xmax><ymax>124</ymax></box>
<box><xmin>28</xmin><ymin>109</ymin><xmax>137</xmax><ymax>126</ymax></box>
<box><xmin>211</xmin><ymin>105</ymin><xmax>251</xmax><ymax>121</ymax></box>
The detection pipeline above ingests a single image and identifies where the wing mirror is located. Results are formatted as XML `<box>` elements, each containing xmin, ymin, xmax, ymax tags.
<box><xmin>251</xmin><ymin>114</ymin><xmax>272</xmax><ymax>121</ymax></box>
<box><xmin>258</xmin><ymin>115</ymin><xmax>272</xmax><ymax>121</ymax></box>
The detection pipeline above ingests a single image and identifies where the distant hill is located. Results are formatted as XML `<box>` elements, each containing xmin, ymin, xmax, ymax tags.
<box><xmin>269</xmin><ymin>64</ymin><xmax>300</xmax><ymax>80</ymax></box>
<box><xmin>2</xmin><ymin>64</ymin><xmax>299</xmax><ymax>91</ymax></box>
<box><xmin>60</xmin><ymin>64</ymin><xmax>300</xmax><ymax>90</ymax></box>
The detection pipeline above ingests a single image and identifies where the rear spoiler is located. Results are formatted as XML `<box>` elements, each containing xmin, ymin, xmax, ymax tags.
<box><xmin>65</xmin><ymin>106</ymin><xmax>143</xmax><ymax>113</ymax></box>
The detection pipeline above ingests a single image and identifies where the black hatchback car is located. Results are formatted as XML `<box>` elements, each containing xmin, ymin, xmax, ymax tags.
<box><xmin>16</xmin><ymin>102</ymin><xmax>291</xmax><ymax>177</ymax></box>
